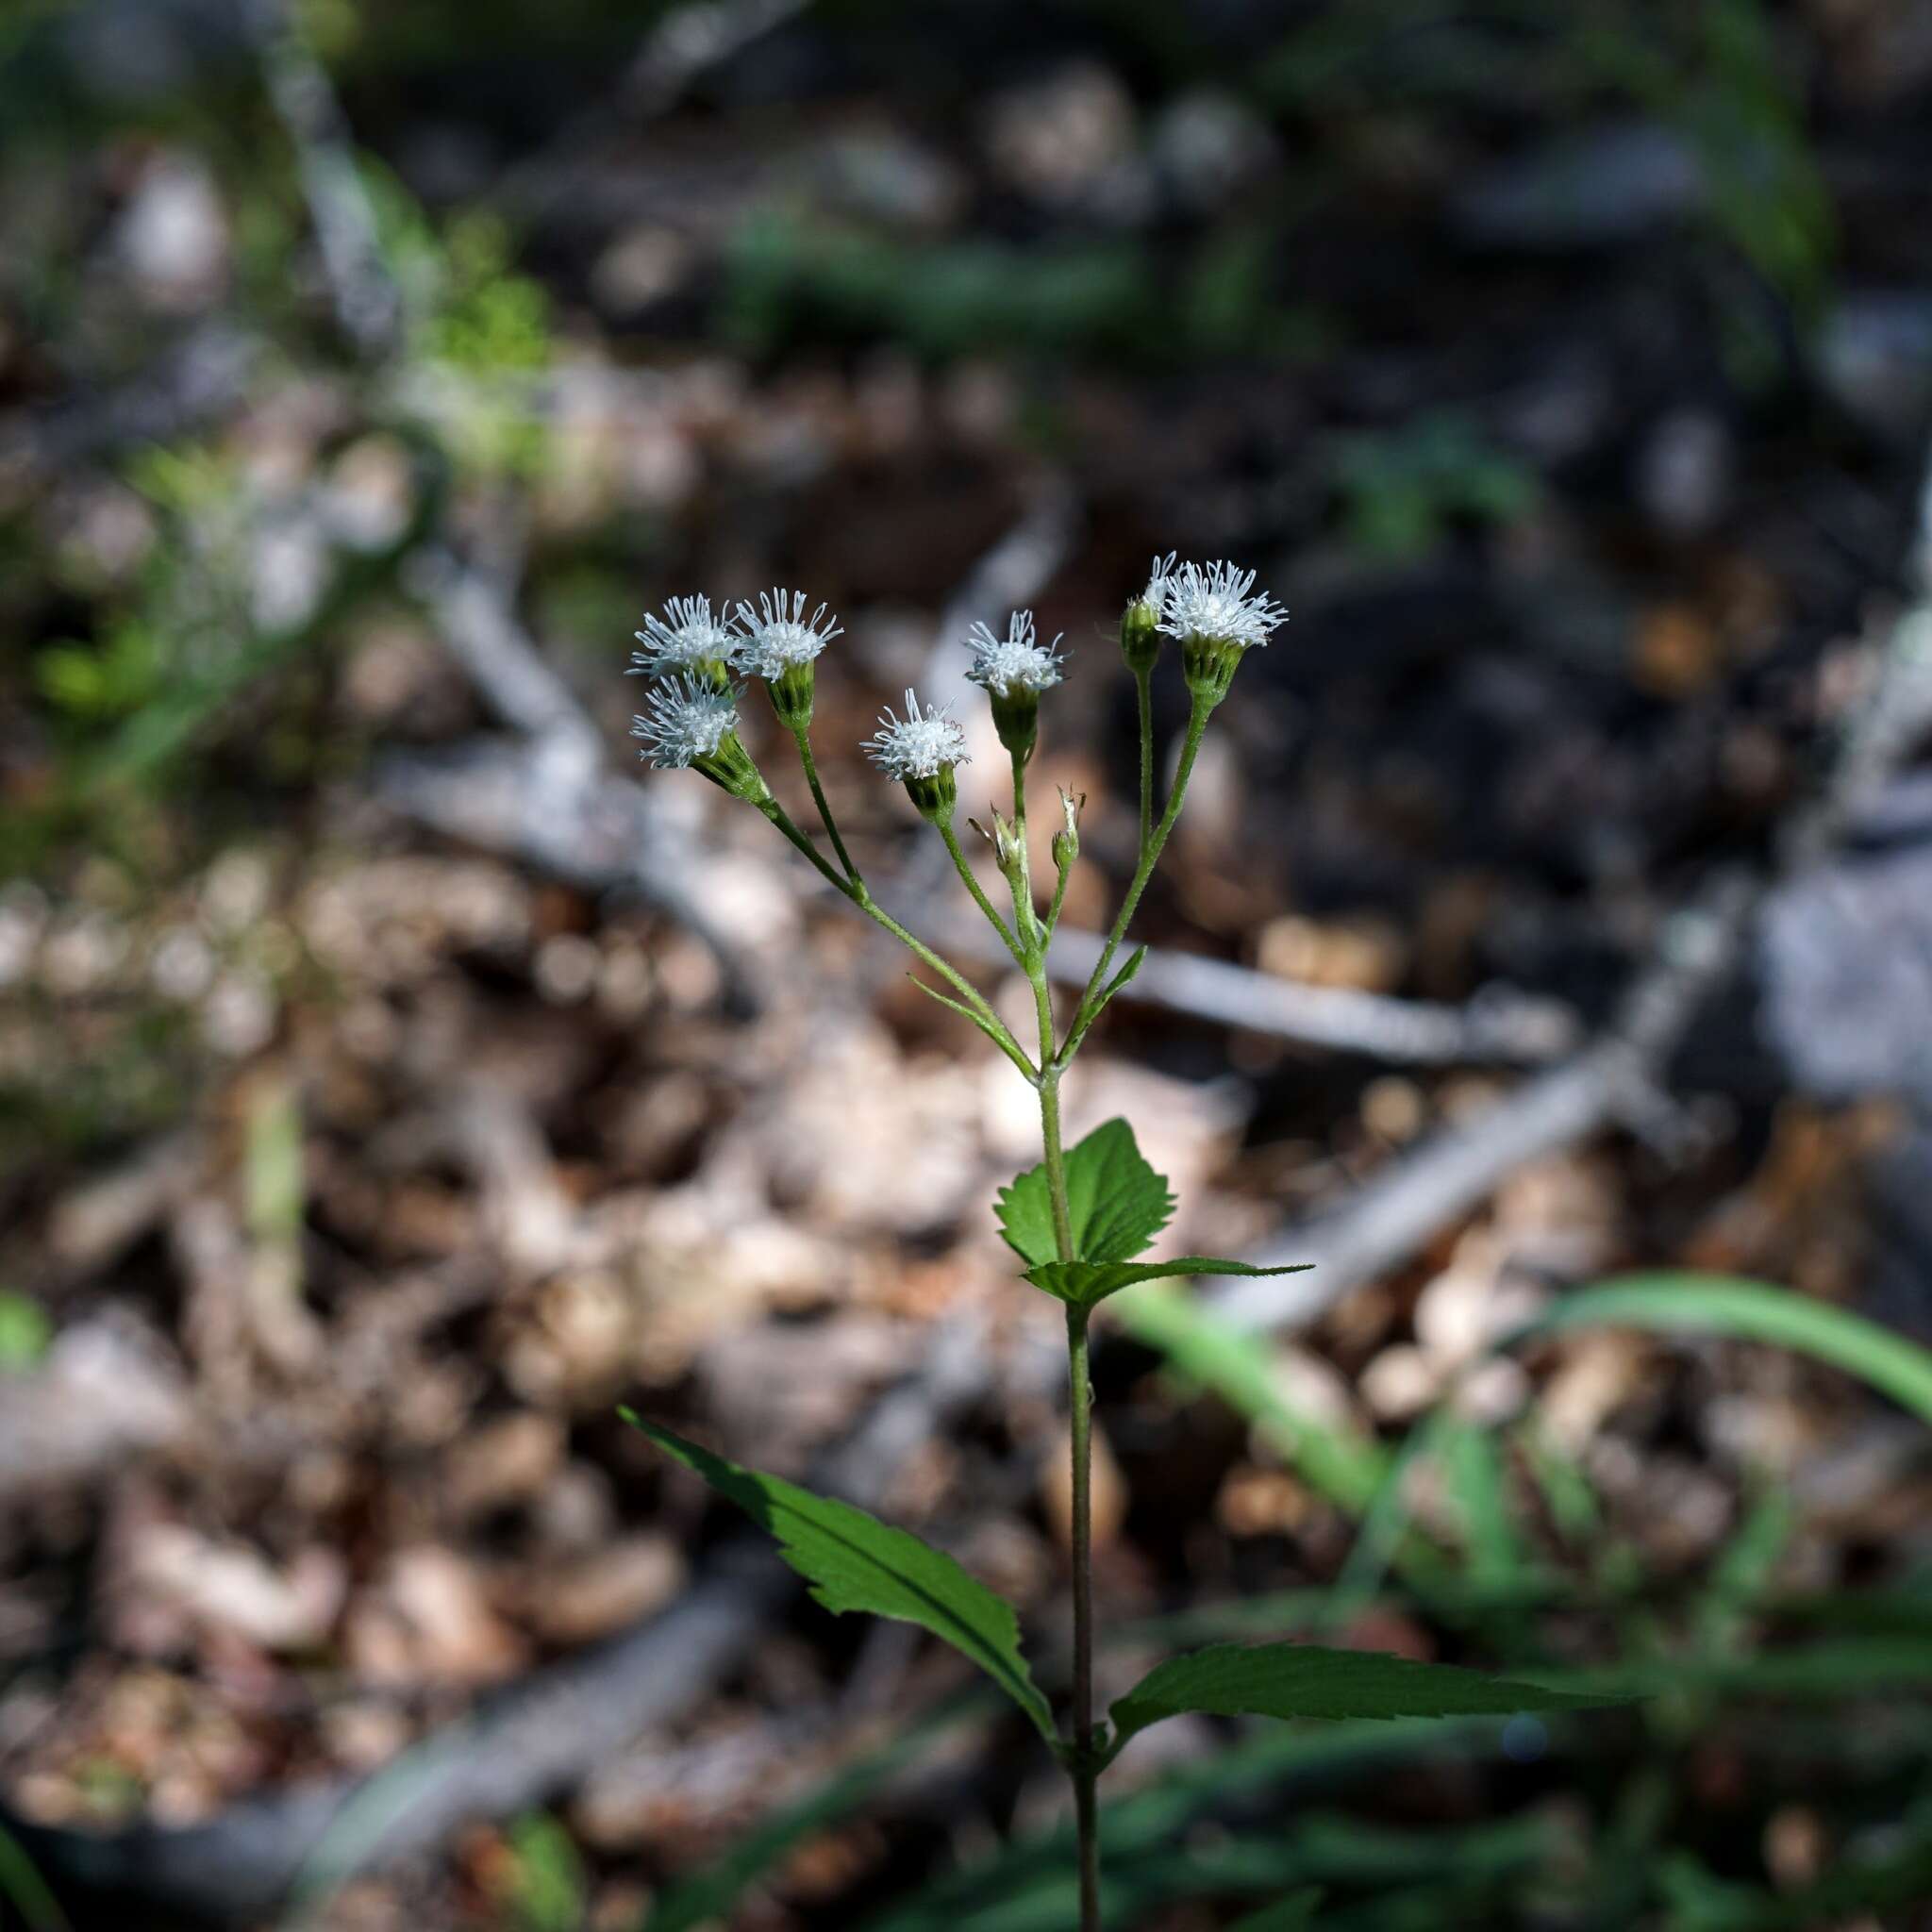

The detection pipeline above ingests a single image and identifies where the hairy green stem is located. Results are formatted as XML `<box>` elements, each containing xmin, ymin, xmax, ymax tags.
<box><xmin>1038</xmin><ymin>1035</ymin><xmax>1100</xmax><ymax>1926</ymax></box>
<box><xmin>1132</xmin><ymin>666</ymin><xmax>1155</xmax><ymax>862</ymax></box>
<box><xmin>1060</xmin><ymin>688</ymin><xmax>1215</xmax><ymax>1061</ymax></box>
<box><xmin>791</xmin><ymin>723</ymin><xmax>860</xmax><ymax>884</ymax></box>
<box><xmin>758</xmin><ymin>798</ymin><xmax>1034</xmax><ymax>1077</ymax></box>
<box><xmin>1008</xmin><ymin>749</ymin><xmax>1040</xmax><ymax>949</ymax></box>
<box><xmin>1043</xmin><ymin>858</ymin><xmax>1072</xmax><ymax>942</ymax></box>
<box><xmin>939</xmin><ymin>818</ymin><xmax>1025</xmax><ymax>964</ymax></box>
<box><xmin>1063</xmin><ymin>1297</ymin><xmax>1100</xmax><ymax>1929</ymax></box>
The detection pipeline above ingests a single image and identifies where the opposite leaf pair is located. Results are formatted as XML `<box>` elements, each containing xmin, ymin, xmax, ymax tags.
<box><xmin>624</xmin><ymin>1398</ymin><xmax>1615</xmax><ymax>1773</ymax></box>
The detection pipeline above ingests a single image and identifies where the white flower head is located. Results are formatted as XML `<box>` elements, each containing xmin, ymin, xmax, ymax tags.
<box><xmin>864</xmin><ymin>688</ymin><xmax>970</xmax><ymax>780</ymax></box>
<box><xmin>1140</xmin><ymin>550</ymin><xmax>1178</xmax><ymax>615</ymax></box>
<box><xmin>629</xmin><ymin>594</ymin><xmax>738</xmax><ymax>677</ymax></box>
<box><xmin>963</xmin><ymin>609</ymin><xmax>1066</xmax><ymax>697</ymax></box>
<box><xmin>1156</xmin><ymin>558</ymin><xmax>1286</xmax><ymax>650</ymax></box>
<box><xmin>734</xmin><ymin>588</ymin><xmax>842</xmax><ymax>678</ymax></box>
<box><xmin>630</xmin><ymin>674</ymin><xmax>741</xmax><ymax>769</ymax></box>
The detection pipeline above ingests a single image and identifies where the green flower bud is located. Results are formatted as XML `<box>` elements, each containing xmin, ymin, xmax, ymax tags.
<box><xmin>763</xmin><ymin>657</ymin><xmax>816</xmax><ymax>728</ymax></box>
<box><xmin>988</xmin><ymin>686</ymin><xmax>1040</xmax><ymax>762</ymax></box>
<box><xmin>1121</xmin><ymin>552</ymin><xmax>1174</xmax><ymax>674</ymax></box>
<box><xmin>1051</xmin><ymin>788</ymin><xmax>1083</xmax><ymax>874</ymax></box>
<box><xmin>692</xmin><ymin>729</ymin><xmax>772</xmax><ymax>803</ymax></box>
<box><xmin>1180</xmin><ymin>632</ymin><xmax>1247</xmax><ymax>708</ymax></box>
<box><xmin>902</xmin><ymin>761</ymin><xmax>958</xmax><ymax>823</ymax></box>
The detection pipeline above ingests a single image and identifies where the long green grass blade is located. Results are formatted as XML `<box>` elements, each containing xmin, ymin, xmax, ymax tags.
<box><xmin>0</xmin><ymin>1818</ymin><xmax>70</xmax><ymax>1932</ymax></box>
<box><xmin>1113</xmin><ymin>1283</ymin><xmax>1388</xmax><ymax>1516</ymax></box>
<box><xmin>1507</xmin><ymin>1274</ymin><xmax>1932</xmax><ymax>1426</ymax></box>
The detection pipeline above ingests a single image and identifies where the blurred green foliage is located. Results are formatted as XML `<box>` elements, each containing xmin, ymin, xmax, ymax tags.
<box><xmin>1330</xmin><ymin>414</ymin><xmax>1540</xmax><ymax>561</ymax></box>
<box><xmin>720</xmin><ymin>211</ymin><xmax>1330</xmax><ymax>367</ymax></box>
<box><xmin>501</xmin><ymin>1813</ymin><xmax>588</xmax><ymax>1932</ymax></box>
<box><xmin>0</xmin><ymin>1291</ymin><xmax>54</xmax><ymax>1372</ymax></box>
<box><xmin>1256</xmin><ymin>0</ymin><xmax>1831</xmax><ymax>320</ymax></box>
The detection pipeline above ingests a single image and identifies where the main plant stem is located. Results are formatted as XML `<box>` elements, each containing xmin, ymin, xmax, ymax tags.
<box><xmin>1064</xmin><ymin>1296</ymin><xmax>1101</xmax><ymax>1929</ymax></box>
<box><xmin>1039</xmin><ymin>1059</ymin><xmax>1101</xmax><ymax>1928</ymax></box>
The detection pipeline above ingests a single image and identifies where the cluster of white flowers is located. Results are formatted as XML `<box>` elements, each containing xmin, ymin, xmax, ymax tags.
<box><xmin>630</xmin><ymin>674</ymin><xmax>741</xmax><ymax>770</ymax></box>
<box><xmin>963</xmin><ymin>610</ymin><xmax>1066</xmax><ymax>698</ymax></box>
<box><xmin>732</xmin><ymin>589</ymin><xmax>843</xmax><ymax>677</ymax></box>
<box><xmin>630</xmin><ymin>590</ymin><xmax>842</xmax><ymax>682</ymax></box>
<box><xmin>626</xmin><ymin>557</ymin><xmax>1282</xmax><ymax>789</ymax></box>
<box><xmin>1151</xmin><ymin>558</ymin><xmax>1287</xmax><ymax>651</ymax></box>
<box><xmin>628</xmin><ymin>594</ymin><xmax>737</xmax><ymax>679</ymax></box>
<box><xmin>863</xmin><ymin>689</ymin><xmax>971</xmax><ymax>780</ymax></box>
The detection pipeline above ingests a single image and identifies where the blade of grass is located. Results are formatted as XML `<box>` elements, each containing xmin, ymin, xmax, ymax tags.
<box><xmin>1506</xmin><ymin>1274</ymin><xmax>1932</xmax><ymax>1427</ymax></box>
<box><xmin>856</xmin><ymin>1718</ymin><xmax>1524</xmax><ymax>1932</ymax></box>
<box><xmin>0</xmin><ymin>1817</ymin><xmax>70</xmax><ymax>1932</ymax></box>
<box><xmin>1112</xmin><ymin>1284</ymin><xmax>1390</xmax><ymax>1521</ymax></box>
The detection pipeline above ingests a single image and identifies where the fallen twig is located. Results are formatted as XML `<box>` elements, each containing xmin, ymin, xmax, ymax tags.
<box><xmin>952</xmin><ymin>920</ymin><xmax>1580</xmax><ymax>1065</ymax></box>
<box><xmin>246</xmin><ymin>0</ymin><xmax>401</xmax><ymax>358</ymax></box>
<box><xmin>387</xmin><ymin>541</ymin><xmax>765</xmax><ymax>1011</ymax></box>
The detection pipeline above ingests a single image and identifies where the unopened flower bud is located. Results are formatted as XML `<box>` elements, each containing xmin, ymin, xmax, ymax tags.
<box><xmin>989</xmin><ymin>808</ymin><xmax>1025</xmax><ymax>882</ymax></box>
<box><xmin>1051</xmin><ymin>788</ymin><xmax>1083</xmax><ymax>874</ymax></box>
<box><xmin>1120</xmin><ymin>552</ymin><xmax>1174</xmax><ymax>675</ymax></box>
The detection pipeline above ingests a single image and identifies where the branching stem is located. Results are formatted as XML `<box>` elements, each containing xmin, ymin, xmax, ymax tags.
<box><xmin>791</xmin><ymin>722</ymin><xmax>861</xmax><ymax>883</ymax></box>
<box><xmin>939</xmin><ymin>818</ymin><xmax>1026</xmax><ymax>965</ymax></box>
<box><xmin>1132</xmin><ymin>665</ymin><xmax>1155</xmax><ymax>862</ymax></box>
<box><xmin>1060</xmin><ymin>688</ymin><xmax>1215</xmax><ymax>1062</ymax></box>
<box><xmin>757</xmin><ymin>797</ymin><xmax>1035</xmax><ymax>1078</ymax></box>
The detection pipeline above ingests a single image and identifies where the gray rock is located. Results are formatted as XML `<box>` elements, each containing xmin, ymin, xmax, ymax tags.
<box><xmin>1452</xmin><ymin>121</ymin><xmax>1703</xmax><ymax>250</ymax></box>
<box><xmin>1635</xmin><ymin>408</ymin><xmax>1734</xmax><ymax>539</ymax></box>
<box><xmin>1818</xmin><ymin>292</ymin><xmax>1932</xmax><ymax>441</ymax></box>
<box><xmin>1759</xmin><ymin>818</ymin><xmax>1932</xmax><ymax>1107</ymax></box>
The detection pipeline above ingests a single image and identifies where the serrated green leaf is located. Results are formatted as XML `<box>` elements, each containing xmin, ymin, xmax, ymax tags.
<box><xmin>1023</xmin><ymin>1256</ymin><xmax>1313</xmax><ymax>1308</ymax></box>
<box><xmin>1109</xmin><ymin>1642</ymin><xmax>1625</xmax><ymax>1746</ymax></box>
<box><xmin>994</xmin><ymin>1117</ymin><xmax>1174</xmax><ymax>1270</ymax></box>
<box><xmin>624</xmin><ymin>1415</ymin><xmax>1056</xmax><ymax>1741</ymax></box>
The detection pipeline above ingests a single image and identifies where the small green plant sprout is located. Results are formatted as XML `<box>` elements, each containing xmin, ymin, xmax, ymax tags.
<box><xmin>620</xmin><ymin>560</ymin><xmax>1623</xmax><ymax>1929</ymax></box>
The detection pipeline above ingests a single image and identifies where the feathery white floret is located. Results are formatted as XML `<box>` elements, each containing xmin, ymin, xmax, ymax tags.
<box><xmin>734</xmin><ymin>588</ymin><xmax>842</xmax><ymax>677</ymax></box>
<box><xmin>1140</xmin><ymin>550</ymin><xmax>1177</xmax><ymax>615</ymax></box>
<box><xmin>628</xmin><ymin>594</ymin><xmax>737</xmax><ymax>677</ymax></box>
<box><xmin>1156</xmin><ymin>558</ymin><xmax>1286</xmax><ymax>650</ymax></box>
<box><xmin>864</xmin><ymin>689</ymin><xmax>970</xmax><ymax>780</ymax></box>
<box><xmin>630</xmin><ymin>675</ymin><xmax>740</xmax><ymax>768</ymax></box>
<box><xmin>963</xmin><ymin>610</ymin><xmax>1066</xmax><ymax>696</ymax></box>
